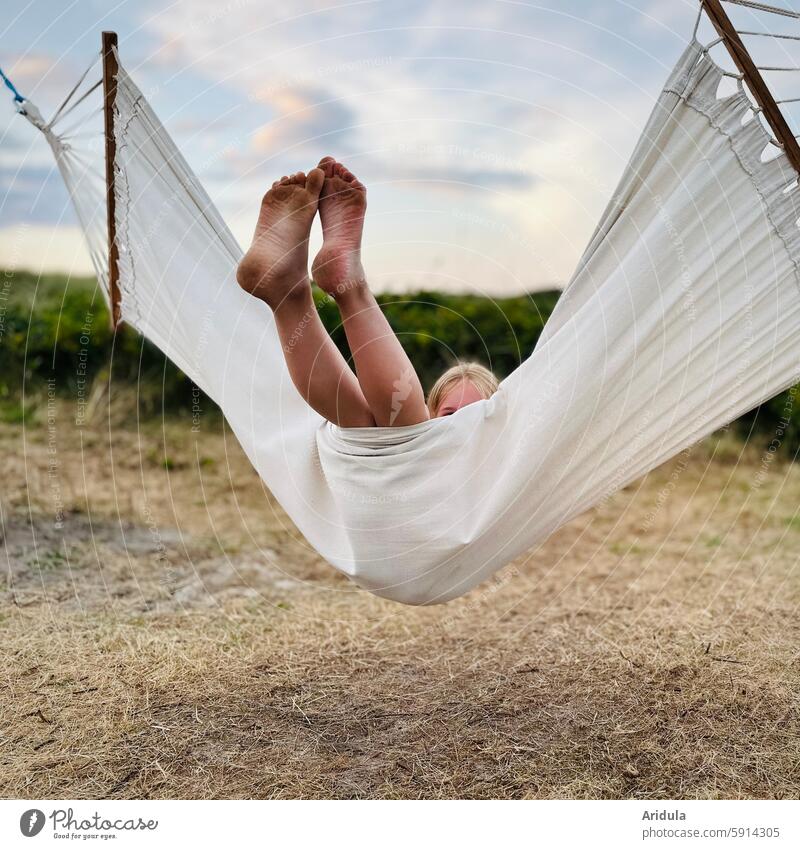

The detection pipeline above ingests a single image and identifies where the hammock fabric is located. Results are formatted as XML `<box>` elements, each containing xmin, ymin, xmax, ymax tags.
<box><xmin>22</xmin><ymin>37</ymin><xmax>800</xmax><ymax>605</ymax></box>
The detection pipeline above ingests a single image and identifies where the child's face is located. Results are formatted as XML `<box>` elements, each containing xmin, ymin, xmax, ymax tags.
<box><xmin>435</xmin><ymin>379</ymin><xmax>485</xmax><ymax>417</ymax></box>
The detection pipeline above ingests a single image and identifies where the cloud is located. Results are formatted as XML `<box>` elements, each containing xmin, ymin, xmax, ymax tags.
<box><xmin>249</xmin><ymin>85</ymin><xmax>358</xmax><ymax>152</ymax></box>
<box><xmin>0</xmin><ymin>155</ymin><xmax>76</xmax><ymax>227</ymax></box>
<box><xmin>137</xmin><ymin>0</ymin><xmax>678</xmax><ymax>174</ymax></box>
<box><xmin>0</xmin><ymin>224</ymin><xmax>94</xmax><ymax>274</ymax></box>
<box><xmin>0</xmin><ymin>0</ymin><xmax>700</xmax><ymax>290</ymax></box>
<box><xmin>0</xmin><ymin>52</ymin><xmax>101</xmax><ymax>117</ymax></box>
<box><xmin>5</xmin><ymin>54</ymin><xmax>55</xmax><ymax>86</ymax></box>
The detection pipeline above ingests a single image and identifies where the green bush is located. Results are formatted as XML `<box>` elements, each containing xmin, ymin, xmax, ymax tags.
<box><xmin>315</xmin><ymin>287</ymin><xmax>559</xmax><ymax>389</ymax></box>
<box><xmin>0</xmin><ymin>269</ymin><xmax>198</xmax><ymax>415</ymax></box>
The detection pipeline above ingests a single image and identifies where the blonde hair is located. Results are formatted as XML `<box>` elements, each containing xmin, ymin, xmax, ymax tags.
<box><xmin>427</xmin><ymin>362</ymin><xmax>499</xmax><ymax>416</ymax></box>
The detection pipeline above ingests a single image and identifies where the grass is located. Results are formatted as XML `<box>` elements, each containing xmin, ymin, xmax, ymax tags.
<box><xmin>0</xmin><ymin>401</ymin><xmax>799</xmax><ymax>799</ymax></box>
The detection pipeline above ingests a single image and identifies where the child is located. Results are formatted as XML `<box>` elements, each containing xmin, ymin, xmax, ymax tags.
<box><xmin>236</xmin><ymin>156</ymin><xmax>498</xmax><ymax>427</ymax></box>
<box><xmin>427</xmin><ymin>362</ymin><xmax>499</xmax><ymax>418</ymax></box>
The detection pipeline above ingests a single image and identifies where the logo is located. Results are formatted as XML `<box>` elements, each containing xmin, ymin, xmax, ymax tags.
<box><xmin>19</xmin><ymin>809</ymin><xmax>45</xmax><ymax>837</ymax></box>
<box><xmin>16</xmin><ymin>807</ymin><xmax>159</xmax><ymax>838</ymax></box>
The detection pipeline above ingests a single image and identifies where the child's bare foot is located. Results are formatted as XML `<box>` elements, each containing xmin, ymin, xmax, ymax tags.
<box><xmin>311</xmin><ymin>156</ymin><xmax>367</xmax><ymax>298</ymax></box>
<box><xmin>237</xmin><ymin>169</ymin><xmax>325</xmax><ymax>308</ymax></box>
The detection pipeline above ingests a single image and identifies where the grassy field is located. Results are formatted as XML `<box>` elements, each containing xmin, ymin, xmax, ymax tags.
<box><xmin>1</xmin><ymin>398</ymin><xmax>799</xmax><ymax>800</ymax></box>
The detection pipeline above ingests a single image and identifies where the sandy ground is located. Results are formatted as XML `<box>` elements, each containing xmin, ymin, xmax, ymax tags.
<box><xmin>1</xmin><ymin>401</ymin><xmax>799</xmax><ymax>799</ymax></box>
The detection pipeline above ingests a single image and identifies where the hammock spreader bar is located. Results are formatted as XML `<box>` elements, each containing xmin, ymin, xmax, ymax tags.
<box><xmin>102</xmin><ymin>31</ymin><xmax>122</xmax><ymax>329</ymax></box>
<box><xmin>703</xmin><ymin>0</ymin><xmax>800</xmax><ymax>174</ymax></box>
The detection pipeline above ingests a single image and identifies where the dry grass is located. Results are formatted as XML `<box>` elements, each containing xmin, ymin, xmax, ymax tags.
<box><xmin>1</xmin><ymin>400</ymin><xmax>799</xmax><ymax>799</ymax></box>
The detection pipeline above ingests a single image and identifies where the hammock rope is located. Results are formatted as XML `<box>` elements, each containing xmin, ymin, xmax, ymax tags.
<box><xmin>46</xmin><ymin>53</ymin><xmax>100</xmax><ymax>130</ymax></box>
<box><xmin>738</xmin><ymin>30</ymin><xmax>800</xmax><ymax>38</ymax></box>
<box><xmin>0</xmin><ymin>64</ymin><xmax>25</xmax><ymax>103</ymax></box>
<box><xmin>48</xmin><ymin>78</ymin><xmax>103</xmax><ymax>130</ymax></box>
<box><xmin>725</xmin><ymin>0</ymin><xmax>800</xmax><ymax>19</ymax></box>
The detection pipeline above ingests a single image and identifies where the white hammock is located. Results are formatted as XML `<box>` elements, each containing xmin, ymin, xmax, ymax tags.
<box><xmin>17</xmin><ymin>33</ymin><xmax>800</xmax><ymax>605</ymax></box>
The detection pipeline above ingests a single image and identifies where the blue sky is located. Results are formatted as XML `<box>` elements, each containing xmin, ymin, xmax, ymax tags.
<box><xmin>1</xmin><ymin>1</ymin><xmax>713</xmax><ymax>293</ymax></box>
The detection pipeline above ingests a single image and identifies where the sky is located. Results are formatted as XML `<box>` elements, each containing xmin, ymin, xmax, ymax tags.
<box><xmin>0</xmin><ymin>1</ymin><xmax>724</xmax><ymax>294</ymax></box>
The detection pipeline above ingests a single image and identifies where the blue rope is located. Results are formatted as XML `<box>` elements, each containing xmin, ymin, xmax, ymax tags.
<box><xmin>0</xmin><ymin>65</ymin><xmax>25</xmax><ymax>103</ymax></box>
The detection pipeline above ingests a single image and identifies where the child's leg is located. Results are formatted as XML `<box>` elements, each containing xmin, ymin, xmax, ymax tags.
<box><xmin>312</xmin><ymin>158</ymin><xmax>430</xmax><ymax>427</ymax></box>
<box><xmin>334</xmin><ymin>284</ymin><xmax>429</xmax><ymax>426</ymax></box>
<box><xmin>237</xmin><ymin>170</ymin><xmax>375</xmax><ymax>427</ymax></box>
<box><xmin>269</xmin><ymin>286</ymin><xmax>375</xmax><ymax>427</ymax></box>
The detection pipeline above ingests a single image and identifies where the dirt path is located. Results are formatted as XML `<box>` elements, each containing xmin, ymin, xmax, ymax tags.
<box><xmin>1</xmin><ymin>411</ymin><xmax>799</xmax><ymax>798</ymax></box>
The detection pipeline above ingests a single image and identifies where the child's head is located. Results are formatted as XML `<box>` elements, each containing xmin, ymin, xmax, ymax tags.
<box><xmin>427</xmin><ymin>362</ymin><xmax>499</xmax><ymax>417</ymax></box>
